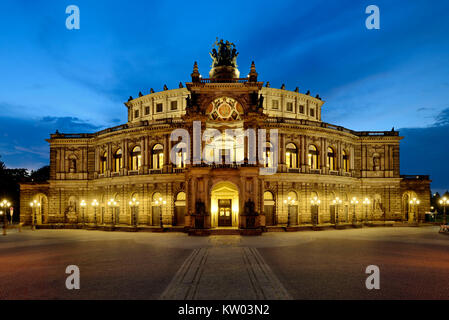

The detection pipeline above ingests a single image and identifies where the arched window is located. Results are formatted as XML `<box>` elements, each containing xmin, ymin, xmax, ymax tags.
<box><xmin>113</xmin><ymin>149</ymin><xmax>122</xmax><ymax>173</ymax></box>
<box><xmin>152</xmin><ymin>144</ymin><xmax>164</xmax><ymax>169</ymax></box>
<box><xmin>327</xmin><ymin>147</ymin><xmax>336</xmax><ymax>171</ymax></box>
<box><xmin>130</xmin><ymin>146</ymin><xmax>141</xmax><ymax>171</ymax></box>
<box><xmin>100</xmin><ymin>152</ymin><xmax>107</xmax><ymax>174</ymax></box>
<box><xmin>263</xmin><ymin>142</ymin><xmax>274</xmax><ymax>168</ymax></box>
<box><xmin>174</xmin><ymin>142</ymin><xmax>187</xmax><ymax>168</ymax></box>
<box><xmin>308</xmin><ymin>145</ymin><xmax>319</xmax><ymax>169</ymax></box>
<box><xmin>342</xmin><ymin>150</ymin><xmax>349</xmax><ymax>172</ymax></box>
<box><xmin>286</xmin><ymin>143</ymin><xmax>297</xmax><ymax>169</ymax></box>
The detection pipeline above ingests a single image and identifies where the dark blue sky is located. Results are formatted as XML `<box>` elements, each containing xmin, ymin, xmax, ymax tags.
<box><xmin>0</xmin><ymin>0</ymin><xmax>448</xmax><ymax>192</ymax></box>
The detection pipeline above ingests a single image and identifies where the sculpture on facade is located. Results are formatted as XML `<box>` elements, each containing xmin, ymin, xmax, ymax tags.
<box><xmin>210</xmin><ymin>38</ymin><xmax>239</xmax><ymax>68</ymax></box>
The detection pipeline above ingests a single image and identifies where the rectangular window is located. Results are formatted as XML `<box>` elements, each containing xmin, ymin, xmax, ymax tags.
<box><xmin>145</xmin><ymin>106</ymin><xmax>150</xmax><ymax>115</ymax></box>
<box><xmin>272</xmin><ymin>100</ymin><xmax>279</xmax><ymax>110</ymax></box>
<box><xmin>170</xmin><ymin>101</ymin><xmax>178</xmax><ymax>111</ymax></box>
<box><xmin>156</xmin><ymin>103</ymin><xmax>163</xmax><ymax>113</ymax></box>
<box><xmin>310</xmin><ymin>108</ymin><xmax>315</xmax><ymax>117</ymax></box>
<box><xmin>299</xmin><ymin>105</ymin><xmax>304</xmax><ymax>114</ymax></box>
<box><xmin>286</xmin><ymin>102</ymin><xmax>293</xmax><ymax>112</ymax></box>
<box><xmin>134</xmin><ymin>110</ymin><xmax>139</xmax><ymax>118</ymax></box>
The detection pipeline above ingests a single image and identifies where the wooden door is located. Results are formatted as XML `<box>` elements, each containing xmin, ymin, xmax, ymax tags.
<box><xmin>218</xmin><ymin>199</ymin><xmax>232</xmax><ymax>227</ymax></box>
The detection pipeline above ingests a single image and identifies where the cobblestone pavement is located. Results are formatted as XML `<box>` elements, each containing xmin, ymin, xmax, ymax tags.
<box><xmin>0</xmin><ymin>226</ymin><xmax>448</xmax><ymax>299</ymax></box>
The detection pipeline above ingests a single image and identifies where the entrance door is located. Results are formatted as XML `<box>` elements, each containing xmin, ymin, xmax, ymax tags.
<box><xmin>330</xmin><ymin>205</ymin><xmax>336</xmax><ymax>224</ymax></box>
<box><xmin>288</xmin><ymin>205</ymin><xmax>298</xmax><ymax>225</ymax></box>
<box><xmin>152</xmin><ymin>206</ymin><xmax>161</xmax><ymax>226</ymax></box>
<box><xmin>174</xmin><ymin>206</ymin><xmax>185</xmax><ymax>226</ymax></box>
<box><xmin>264</xmin><ymin>205</ymin><xmax>275</xmax><ymax>226</ymax></box>
<box><xmin>311</xmin><ymin>205</ymin><xmax>319</xmax><ymax>225</ymax></box>
<box><xmin>218</xmin><ymin>199</ymin><xmax>232</xmax><ymax>227</ymax></box>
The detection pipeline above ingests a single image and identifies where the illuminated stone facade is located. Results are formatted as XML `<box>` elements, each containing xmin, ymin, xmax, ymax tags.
<box><xmin>20</xmin><ymin>45</ymin><xmax>431</xmax><ymax>231</ymax></box>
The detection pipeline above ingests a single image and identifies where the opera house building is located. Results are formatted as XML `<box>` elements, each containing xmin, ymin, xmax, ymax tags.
<box><xmin>20</xmin><ymin>41</ymin><xmax>431</xmax><ymax>234</ymax></box>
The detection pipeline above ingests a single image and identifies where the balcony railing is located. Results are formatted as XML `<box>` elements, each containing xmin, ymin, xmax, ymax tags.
<box><xmin>401</xmin><ymin>175</ymin><xmax>430</xmax><ymax>180</ymax></box>
<box><xmin>265</xmin><ymin>117</ymin><xmax>399</xmax><ymax>137</ymax></box>
<box><xmin>198</xmin><ymin>78</ymin><xmax>250</xmax><ymax>84</ymax></box>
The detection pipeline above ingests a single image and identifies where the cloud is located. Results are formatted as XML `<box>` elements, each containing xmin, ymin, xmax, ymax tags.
<box><xmin>400</xmin><ymin>107</ymin><xmax>449</xmax><ymax>192</ymax></box>
<box><xmin>0</xmin><ymin>116</ymin><xmax>102</xmax><ymax>170</ymax></box>
<box><xmin>435</xmin><ymin>108</ymin><xmax>449</xmax><ymax>126</ymax></box>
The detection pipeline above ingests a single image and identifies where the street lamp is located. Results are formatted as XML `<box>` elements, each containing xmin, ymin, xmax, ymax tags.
<box><xmin>29</xmin><ymin>199</ymin><xmax>40</xmax><ymax>231</ymax></box>
<box><xmin>283</xmin><ymin>197</ymin><xmax>296</xmax><ymax>227</ymax></box>
<box><xmin>80</xmin><ymin>200</ymin><xmax>86</xmax><ymax>226</ymax></box>
<box><xmin>439</xmin><ymin>197</ymin><xmax>449</xmax><ymax>225</ymax></box>
<box><xmin>350</xmin><ymin>197</ymin><xmax>359</xmax><ymax>224</ymax></box>
<box><xmin>362</xmin><ymin>197</ymin><xmax>370</xmax><ymax>224</ymax></box>
<box><xmin>310</xmin><ymin>196</ymin><xmax>321</xmax><ymax>226</ymax></box>
<box><xmin>108</xmin><ymin>199</ymin><xmax>118</xmax><ymax>226</ymax></box>
<box><xmin>0</xmin><ymin>210</ymin><xmax>5</xmax><ymax>236</ymax></box>
<box><xmin>1</xmin><ymin>200</ymin><xmax>11</xmax><ymax>235</ymax></box>
<box><xmin>409</xmin><ymin>197</ymin><xmax>420</xmax><ymax>223</ymax></box>
<box><xmin>91</xmin><ymin>199</ymin><xmax>99</xmax><ymax>226</ymax></box>
<box><xmin>332</xmin><ymin>197</ymin><xmax>342</xmax><ymax>225</ymax></box>
<box><xmin>129</xmin><ymin>198</ymin><xmax>140</xmax><ymax>227</ymax></box>
<box><xmin>155</xmin><ymin>197</ymin><xmax>166</xmax><ymax>228</ymax></box>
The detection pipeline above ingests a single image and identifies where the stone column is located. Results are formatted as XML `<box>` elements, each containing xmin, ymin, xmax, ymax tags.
<box><xmin>123</xmin><ymin>139</ymin><xmax>128</xmax><ymax>175</ymax></box>
<box><xmin>279</xmin><ymin>133</ymin><xmax>286</xmax><ymax>172</ymax></box>
<box><xmin>163</xmin><ymin>134</ymin><xmax>170</xmax><ymax>173</ymax></box>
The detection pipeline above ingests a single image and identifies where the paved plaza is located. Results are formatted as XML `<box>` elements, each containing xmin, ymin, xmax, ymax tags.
<box><xmin>0</xmin><ymin>226</ymin><xmax>448</xmax><ymax>300</ymax></box>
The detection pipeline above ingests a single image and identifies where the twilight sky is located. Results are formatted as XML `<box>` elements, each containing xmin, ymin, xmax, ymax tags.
<box><xmin>0</xmin><ymin>0</ymin><xmax>448</xmax><ymax>192</ymax></box>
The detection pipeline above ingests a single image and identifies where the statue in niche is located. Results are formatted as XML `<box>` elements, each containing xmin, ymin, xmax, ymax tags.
<box><xmin>244</xmin><ymin>199</ymin><xmax>257</xmax><ymax>216</ymax></box>
<box><xmin>373</xmin><ymin>153</ymin><xmax>381</xmax><ymax>171</ymax></box>
<box><xmin>373</xmin><ymin>195</ymin><xmax>384</xmax><ymax>218</ymax></box>
<box><xmin>65</xmin><ymin>197</ymin><xmax>78</xmax><ymax>223</ymax></box>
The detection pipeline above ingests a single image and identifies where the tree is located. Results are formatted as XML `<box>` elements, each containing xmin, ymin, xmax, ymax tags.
<box><xmin>30</xmin><ymin>166</ymin><xmax>50</xmax><ymax>182</ymax></box>
<box><xmin>0</xmin><ymin>155</ymin><xmax>49</xmax><ymax>223</ymax></box>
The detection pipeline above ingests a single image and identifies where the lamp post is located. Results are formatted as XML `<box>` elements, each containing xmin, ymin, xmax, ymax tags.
<box><xmin>91</xmin><ymin>199</ymin><xmax>99</xmax><ymax>226</ymax></box>
<box><xmin>129</xmin><ymin>198</ymin><xmax>140</xmax><ymax>227</ymax></box>
<box><xmin>409</xmin><ymin>197</ymin><xmax>420</xmax><ymax>224</ymax></box>
<box><xmin>363</xmin><ymin>197</ymin><xmax>370</xmax><ymax>224</ymax></box>
<box><xmin>155</xmin><ymin>197</ymin><xmax>166</xmax><ymax>228</ymax></box>
<box><xmin>350</xmin><ymin>197</ymin><xmax>359</xmax><ymax>224</ymax></box>
<box><xmin>439</xmin><ymin>197</ymin><xmax>449</xmax><ymax>225</ymax></box>
<box><xmin>283</xmin><ymin>197</ymin><xmax>296</xmax><ymax>227</ymax></box>
<box><xmin>332</xmin><ymin>197</ymin><xmax>342</xmax><ymax>225</ymax></box>
<box><xmin>311</xmin><ymin>196</ymin><xmax>321</xmax><ymax>226</ymax></box>
<box><xmin>0</xmin><ymin>210</ymin><xmax>5</xmax><ymax>236</ymax></box>
<box><xmin>1</xmin><ymin>200</ymin><xmax>11</xmax><ymax>235</ymax></box>
<box><xmin>108</xmin><ymin>199</ymin><xmax>118</xmax><ymax>226</ymax></box>
<box><xmin>29</xmin><ymin>199</ymin><xmax>40</xmax><ymax>231</ymax></box>
<box><xmin>80</xmin><ymin>200</ymin><xmax>86</xmax><ymax>226</ymax></box>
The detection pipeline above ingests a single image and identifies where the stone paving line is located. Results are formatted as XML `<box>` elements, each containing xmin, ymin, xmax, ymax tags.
<box><xmin>159</xmin><ymin>246</ymin><xmax>292</xmax><ymax>300</ymax></box>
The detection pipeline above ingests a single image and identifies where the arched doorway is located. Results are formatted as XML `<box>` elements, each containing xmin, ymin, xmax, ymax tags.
<box><xmin>210</xmin><ymin>182</ymin><xmax>239</xmax><ymax>228</ymax></box>
<box><xmin>329</xmin><ymin>192</ymin><xmax>336</xmax><ymax>224</ymax></box>
<box><xmin>402</xmin><ymin>191</ymin><xmax>417</xmax><ymax>222</ymax></box>
<box><xmin>342</xmin><ymin>193</ymin><xmax>349</xmax><ymax>222</ymax></box>
<box><xmin>264</xmin><ymin>191</ymin><xmax>276</xmax><ymax>226</ymax></box>
<box><xmin>287</xmin><ymin>191</ymin><xmax>298</xmax><ymax>225</ymax></box>
<box><xmin>32</xmin><ymin>194</ymin><xmax>48</xmax><ymax>224</ymax></box>
<box><xmin>152</xmin><ymin>192</ymin><xmax>162</xmax><ymax>226</ymax></box>
<box><xmin>310</xmin><ymin>191</ymin><xmax>320</xmax><ymax>225</ymax></box>
<box><xmin>174</xmin><ymin>192</ymin><xmax>186</xmax><ymax>226</ymax></box>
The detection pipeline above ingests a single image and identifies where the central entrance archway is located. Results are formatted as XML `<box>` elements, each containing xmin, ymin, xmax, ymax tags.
<box><xmin>210</xmin><ymin>182</ymin><xmax>239</xmax><ymax>228</ymax></box>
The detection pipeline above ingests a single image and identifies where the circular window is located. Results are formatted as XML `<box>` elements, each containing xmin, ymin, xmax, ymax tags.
<box><xmin>206</xmin><ymin>97</ymin><xmax>242</xmax><ymax>121</ymax></box>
